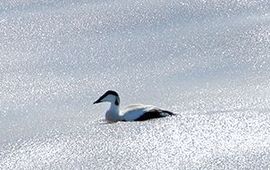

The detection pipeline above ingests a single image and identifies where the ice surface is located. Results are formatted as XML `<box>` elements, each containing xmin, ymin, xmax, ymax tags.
<box><xmin>1</xmin><ymin>0</ymin><xmax>270</xmax><ymax>169</ymax></box>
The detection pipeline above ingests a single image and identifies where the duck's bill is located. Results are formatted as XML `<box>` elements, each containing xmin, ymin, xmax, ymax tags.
<box><xmin>93</xmin><ymin>99</ymin><xmax>101</xmax><ymax>104</ymax></box>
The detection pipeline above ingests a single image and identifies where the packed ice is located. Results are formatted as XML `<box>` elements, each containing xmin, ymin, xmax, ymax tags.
<box><xmin>1</xmin><ymin>0</ymin><xmax>270</xmax><ymax>169</ymax></box>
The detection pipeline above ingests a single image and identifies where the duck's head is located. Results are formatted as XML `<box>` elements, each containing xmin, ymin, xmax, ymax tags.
<box><xmin>93</xmin><ymin>90</ymin><xmax>120</xmax><ymax>105</ymax></box>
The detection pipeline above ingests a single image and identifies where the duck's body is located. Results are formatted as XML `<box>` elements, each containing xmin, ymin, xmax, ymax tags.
<box><xmin>94</xmin><ymin>90</ymin><xmax>175</xmax><ymax>122</ymax></box>
<box><xmin>121</xmin><ymin>104</ymin><xmax>174</xmax><ymax>121</ymax></box>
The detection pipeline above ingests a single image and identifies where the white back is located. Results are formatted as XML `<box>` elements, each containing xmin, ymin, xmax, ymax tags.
<box><xmin>121</xmin><ymin>104</ymin><xmax>157</xmax><ymax>121</ymax></box>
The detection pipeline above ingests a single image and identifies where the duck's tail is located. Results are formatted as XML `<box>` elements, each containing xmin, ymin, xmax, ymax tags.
<box><xmin>162</xmin><ymin>110</ymin><xmax>177</xmax><ymax>116</ymax></box>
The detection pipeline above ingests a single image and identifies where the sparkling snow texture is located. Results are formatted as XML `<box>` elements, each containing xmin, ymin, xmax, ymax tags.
<box><xmin>1</xmin><ymin>0</ymin><xmax>270</xmax><ymax>169</ymax></box>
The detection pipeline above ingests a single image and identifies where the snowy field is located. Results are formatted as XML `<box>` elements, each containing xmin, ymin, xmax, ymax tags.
<box><xmin>1</xmin><ymin>0</ymin><xmax>270</xmax><ymax>169</ymax></box>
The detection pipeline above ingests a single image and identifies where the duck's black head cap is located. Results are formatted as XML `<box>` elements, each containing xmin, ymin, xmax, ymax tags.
<box><xmin>104</xmin><ymin>90</ymin><xmax>119</xmax><ymax>97</ymax></box>
<box><xmin>93</xmin><ymin>90</ymin><xmax>120</xmax><ymax>105</ymax></box>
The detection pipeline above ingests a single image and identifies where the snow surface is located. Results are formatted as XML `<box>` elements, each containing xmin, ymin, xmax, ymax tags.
<box><xmin>1</xmin><ymin>0</ymin><xmax>270</xmax><ymax>169</ymax></box>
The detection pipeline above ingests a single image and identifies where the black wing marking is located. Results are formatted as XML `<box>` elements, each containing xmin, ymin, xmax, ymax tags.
<box><xmin>134</xmin><ymin>109</ymin><xmax>175</xmax><ymax>121</ymax></box>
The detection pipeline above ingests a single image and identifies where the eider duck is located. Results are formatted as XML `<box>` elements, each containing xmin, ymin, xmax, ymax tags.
<box><xmin>93</xmin><ymin>90</ymin><xmax>175</xmax><ymax>122</ymax></box>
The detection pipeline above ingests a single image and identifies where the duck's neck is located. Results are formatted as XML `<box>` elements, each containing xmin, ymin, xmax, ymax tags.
<box><xmin>106</xmin><ymin>103</ymin><xmax>121</xmax><ymax>121</ymax></box>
